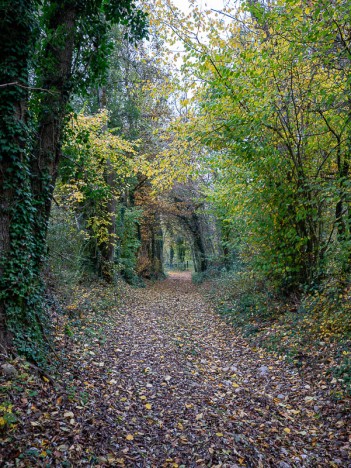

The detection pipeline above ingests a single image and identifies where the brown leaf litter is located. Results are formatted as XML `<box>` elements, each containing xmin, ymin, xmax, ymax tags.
<box><xmin>1</xmin><ymin>272</ymin><xmax>350</xmax><ymax>466</ymax></box>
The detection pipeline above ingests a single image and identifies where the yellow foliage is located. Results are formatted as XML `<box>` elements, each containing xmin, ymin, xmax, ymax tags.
<box><xmin>302</xmin><ymin>282</ymin><xmax>351</xmax><ymax>338</ymax></box>
<box><xmin>58</xmin><ymin>110</ymin><xmax>140</xmax><ymax>246</ymax></box>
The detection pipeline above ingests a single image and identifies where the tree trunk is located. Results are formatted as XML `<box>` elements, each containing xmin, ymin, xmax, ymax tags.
<box><xmin>0</xmin><ymin>0</ymin><xmax>36</xmax><ymax>350</ymax></box>
<box><xmin>31</xmin><ymin>5</ymin><xmax>76</xmax><ymax>240</ymax></box>
<box><xmin>187</xmin><ymin>212</ymin><xmax>208</xmax><ymax>273</ymax></box>
<box><xmin>98</xmin><ymin>159</ymin><xmax>118</xmax><ymax>281</ymax></box>
<box><xmin>0</xmin><ymin>2</ymin><xmax>77</xmax><ymax>356</ymax></box>
<box><xmin>97</xmin><ymin>87</ymin><xmax>118</xmax><ymax>281</ymax></box>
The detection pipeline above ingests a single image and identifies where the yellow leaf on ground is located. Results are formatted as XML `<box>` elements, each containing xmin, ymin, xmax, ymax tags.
<box><xmin>283</xmin><ymin>427</ymin><xmax>291</xmax><ymax>434</ymax></box>
<box><xmin>145</xmin><ymin>403</ymin><xmax>152</xmax><ymax>410</ymax></box>
<box><xmin>125</xmin><ymin>434</ymin><xmax>134</xmax><ymax>441</ymax></box>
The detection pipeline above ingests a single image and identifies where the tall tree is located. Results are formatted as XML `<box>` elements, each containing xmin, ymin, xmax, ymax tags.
<box><xmin>0</xmin><ymin>0</ymin><xmax>147</xmax><ymax>358</ymax></box>
<box><xmin>151</xmin><ymin>0</ymin><xmax>351</xmax><ymax>290</ymax></box>
<box><xmin>0</xmin><ymin>0</ymin><xmax>38</xmax><ymax>351</ymax></box>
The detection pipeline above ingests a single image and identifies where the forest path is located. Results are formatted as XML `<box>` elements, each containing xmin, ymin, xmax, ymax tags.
<box><xmin>82</xmin><ymin>271</ymin><xmax>348</xmax><ymax>467</ymax></box>
<box><xmin>3</xmin><ymin>273</ymin><xmax>350</xmax><ymax>467</ymax></box>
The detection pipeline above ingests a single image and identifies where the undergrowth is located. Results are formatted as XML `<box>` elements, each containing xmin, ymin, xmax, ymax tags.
<box><xmin>202</xmin><ymin>268</ymin><xmax>351</xmax><ymax>396</ymax></box>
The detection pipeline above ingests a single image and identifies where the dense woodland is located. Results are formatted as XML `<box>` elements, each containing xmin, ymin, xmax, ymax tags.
<box><xmin>1</xmin><ymin>0</ymin><xmax>351</xmax><ymax>465</ymax></box>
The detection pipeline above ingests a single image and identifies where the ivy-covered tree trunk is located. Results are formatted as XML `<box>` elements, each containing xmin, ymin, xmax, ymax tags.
<box><xmin>31</xmin><ymin>4</ymin><xmax>77</xmax><ymax>246</ymax></box>
<box><xmin>0</xmin><ymin>0</ymin><xmax>37</xmax><ymax>351</ymax></box>
<box><xmin>0</xmin><ymin>0</ymin><xmax>147</xmax><ymax>357</ymax></box>
<box><xmin>189</xmin><ymin>214</ymin><xmax>208</xmax><ymax>273</ymax></box>
<box><xmin>152</xmin><ymin>218</ymin><xmax>164</xmax><ymax>277</ymax></box>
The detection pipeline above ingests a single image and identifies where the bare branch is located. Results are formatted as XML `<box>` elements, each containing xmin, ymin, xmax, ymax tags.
<box><xmin>0</xmin><ymin>81</ymin><xmax>58</xmax><ymax>94</ymax></box>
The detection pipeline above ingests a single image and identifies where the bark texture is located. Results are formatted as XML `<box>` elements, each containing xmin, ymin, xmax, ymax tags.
<box><xmin>0</xmin><ymin>0</ymin><xmax>35</xmax><ymax>349</ymax></box>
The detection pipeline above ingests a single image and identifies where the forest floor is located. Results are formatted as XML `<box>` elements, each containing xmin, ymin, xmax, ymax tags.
<box><xmin>1</xmin><ymin>272</ymin><xmax>351</xmax><ymax>467</ymax></box>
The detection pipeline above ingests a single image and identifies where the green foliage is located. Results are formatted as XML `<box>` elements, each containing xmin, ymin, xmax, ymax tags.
<box><xmin>192</xmin><ymin>266</ymin><xmax>223</xmax><ymax>284</ymax></box>
<box><xmin>301</xmin><ymin>280</ymin><xmax>351</xmax><ymax>339</ymax></box>
<box><xmin>37</xmin><ymin>0</ymin><xmax>148</xmax><ymax>96</ymax></box>
<box><xmin>115</xmin><ymin>205</ymin><xmax>143</xmax><ymax>284</ymax></box>
<box><xmin>0</xmin><ymin>0</ymin><xmax>49</xmax><ymax>362</ymax></box>
<box><xmin>0</xmin><ymin>402</ymin><xmax>18</xmax><ymax>432</ymax></box>
<box><xmin>334</xmin><ymin>356</ymin><xmax>351</xmax><ymax>396</ymax></box>
<box><xmin>192</xmin><ymin>272</ymin><xmax>207</xmax><ymax>284</ymax></box>
<box><xmin>0</xmin><ymin>0</ymin><xmax>149</xmax><ymax>359</ymax></box>
<box><xmin>206</xmin><ymin>262</ymin><xmax>351</xmax><ymax>394</ymax></box>
<box><xmin>156</xmin><ymin>0</ymin><xmax>351</xmax><ymax>293</ymax></box>
<box><xmin>48</xmin><ymin>202</ymin><xmax>144</xmax><ymax>289</ymax></box>
<box><xmin>47</xmin><ymin>204</ymin><xmax>89</xmax><ymax>287</ymax></box>
<box><xmin>55</xmin><ymin>111</ymin><xmax>142</xmax><ymax>279</ymax></box>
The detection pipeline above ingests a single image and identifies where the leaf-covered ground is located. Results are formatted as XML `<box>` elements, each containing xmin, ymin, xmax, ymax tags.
<box><xmin>1</xmin><ymin>272</ymin><xmax>350</xmax><ymax>466</ymax></box>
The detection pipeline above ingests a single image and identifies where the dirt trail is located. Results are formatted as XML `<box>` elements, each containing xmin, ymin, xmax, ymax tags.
<box><xmin>85</xmin><ymin>272</ymin><xmax>349</xmax><ymax>466</ymax></box>
<box><xmin>2</xmin><ymin>273</ymin><xmax>350</xmax><ymax>467</ymax></box>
